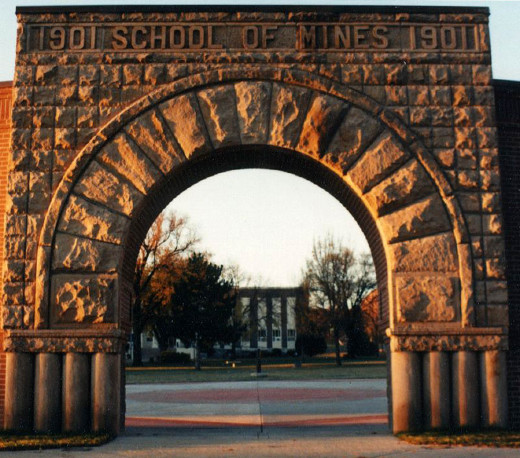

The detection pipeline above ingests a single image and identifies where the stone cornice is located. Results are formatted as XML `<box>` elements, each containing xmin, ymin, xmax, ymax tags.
<box><xmin>3</xmin><ymin>328</ymin><xmax>126</xmax><ymax>353</ymax></box>
<box><xmin>388</xmin><ymin>326</ymin><xmax>508</xmax><ymax>352</ymax></box>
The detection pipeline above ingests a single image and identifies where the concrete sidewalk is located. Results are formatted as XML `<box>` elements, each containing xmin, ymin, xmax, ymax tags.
<box><xmin>12</xmin><ymin>379</ymin><xmax>520</xmax><ymax>457</ymax></box>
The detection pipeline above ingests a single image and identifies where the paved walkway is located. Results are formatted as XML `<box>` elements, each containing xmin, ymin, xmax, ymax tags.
<box><xmin>14</xmin><ymin>379</ymin><xmax>520</xmax><ymax>457</ymax></box>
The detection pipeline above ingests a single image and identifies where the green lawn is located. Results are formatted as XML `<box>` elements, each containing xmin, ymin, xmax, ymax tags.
<box><xmin>398</xmin><ymin>430</ymin><xmax>520</xmax><ymax>448</ymax></box>
<box><xmin>126</xmin><ymin>360</ymin><xmax>387</xmax><ymax>384</ymax></box>
<box><xmin>0</xmin><ymin>433</ymin><xmax>111</xmax><ymax>451</ymax></box>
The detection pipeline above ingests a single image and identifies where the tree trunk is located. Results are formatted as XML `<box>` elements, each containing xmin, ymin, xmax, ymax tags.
<box><xmin>334</xmin><ymin>329</ymin><xmax>342</xmax><ymax>366</ymax></box>
<box><xmin>132</xmin><ymin>298</ymin><xmax>143</xmax><ymax>366</ymax></box>
<box><xmin>231</xmin><ymin>340</ymin><xmax>236</xmax><ymax>360</ymax></box>
<box><xmin>194</xmin><ymin>334</ymin><xmax>201</xmax><ymax>371</ymax></box>
<box><xmin>132</xmin><ymin>328</ymin><xmax>143</xmax><ymax>367</ymax></box>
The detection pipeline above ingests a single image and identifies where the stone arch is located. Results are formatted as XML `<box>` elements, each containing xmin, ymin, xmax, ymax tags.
<box><xmin>34</xmin><ymin>67</ymin><xmax>471</xmax><ymax>335</ymax></box>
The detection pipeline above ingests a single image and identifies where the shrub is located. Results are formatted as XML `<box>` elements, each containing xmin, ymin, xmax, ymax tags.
<box><xmin>160</xmin><ymin>351</ymin><xmax>191</xmax><ymax>364</ymax></box>
<box><xmin>296</xmin><ymin>334</ymin><xmax>327</xmax><ymax>357</ymax></box>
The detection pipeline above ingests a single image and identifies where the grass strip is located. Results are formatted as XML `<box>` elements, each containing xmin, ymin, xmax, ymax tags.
<box><xmin>0</xmin><ymin>432</ymin><xmax>111</xmax><ymax>451</ymax></box>
<box><xmin>126</xmin><ymin>363</ymin><xmax>387</xmax><ymax>384</ymax></box>
<box><xmin>398</xmin><ymin>430</ymin><xmax>520</xmax><ymax>448</ymax></box>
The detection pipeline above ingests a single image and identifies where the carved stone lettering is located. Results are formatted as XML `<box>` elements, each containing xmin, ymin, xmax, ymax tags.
<box><xmin>26</xmin><ymin>23</ymin><xmax>480</xmax><ymax>53</ymax></box>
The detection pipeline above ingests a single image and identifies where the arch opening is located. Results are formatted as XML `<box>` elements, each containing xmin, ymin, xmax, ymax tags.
<box><xmin>118</xmin><ymin>146</ymin><xmax>389</xmax><ymax>336</ymax></box>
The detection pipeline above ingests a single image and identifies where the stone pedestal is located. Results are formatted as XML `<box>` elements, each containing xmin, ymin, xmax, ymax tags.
<box><xmin>91</xmin><ymin>353</ymin><xmax>121</xmax><ymax>435</ymax></box>
<box><xmin>63</xmin><ymin>353</ymin><xmax>90</xmax><ymax>432</ymax></box>
<box><xmin>452</xmin><ymin>351</ymin><xmax>479</xmax><ymax>428</ymax></box>
<box><xmin>5</xmin><ymin>352</ymin><xmax>34</xmax><ymax>431</ymax></box>
<box><xmin>34</xmin><ymin>353</ymin><xmax>61</xmax><ymax>432</ymax></box>
<box><xmin>391</xmin><ymin>351</ymin><xmax>422</xmax><ymax>433</ymax></box>
<box><xmin>480</xmin><ymin>350</ymin><xmax>508</xmax><ymax>427</ymax></box>
<box><xmin>423</xmin><ymin>351</ymin><xmax>450</xmax><ymax>429</ymax></box>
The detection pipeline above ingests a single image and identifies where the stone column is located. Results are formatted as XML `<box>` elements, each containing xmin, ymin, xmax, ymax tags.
<box><xmin>391</xmin><ymin>351</ymin><xmax>422</xmax><ymax>433</ymax></box>
<box><xmin>452</xmin><ymin>351</ymin><xmax>479</xmax><ymax>428</ymax></box>
<box><xmin>5</xmin><ymin>352</ymin><xmax>34</xmax><ymax>431</ymax></box>
<box><xmin>34</xmin><ymin>353</ymin><xmax>61</xmax><ymax>432</ymax></box>
<box><xmin>91</xmin><ymin>352</ymin><xmax>121</xmax><ymax>435</ymax></box>
<box><xmin>63</xmin><ymin>353</ymin><xmax>90</xmax><ymax>432</ymax></box>
<box><xmin>480</xmin><ymin>350</ymin><xmax>508</xmax><ymax>428</ymax></box>
<box><xmin>423</xmin><ymin>351</ymin><xmax>450</xmax><ymax>429</ymax></box>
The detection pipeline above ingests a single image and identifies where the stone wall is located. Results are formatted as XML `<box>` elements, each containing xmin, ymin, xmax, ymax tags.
<box><xmin>0</xmin><ymin>6</ymin><xmax>511</xmax><ymax>435</ymax></box>
<box><xmin>495</xmin><ymin>79</ymin><xmax>520</xmax><ymax>428</ymax></box>
<box><xmin>0</xmin><ymin>82</ymin><xmax>12</xmax><ymax>424</ymax></box>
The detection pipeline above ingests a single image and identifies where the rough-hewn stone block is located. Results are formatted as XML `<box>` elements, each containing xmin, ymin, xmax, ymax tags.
<box><xmin>75</xmin><ymin>161</ymin><xmax>143</xmax><ymax>216</ymax></box>
<box><xmin>397</xmin><ymin>275</ymin><xmax>458</xmax><ymax>322</ymax></box>
<box><xmin>326</xmin><ymin>106</ymin><xmax>382</xmax><ymax>174</ymax></box>
<box><xmin>160</xmin><ymin>93</ymin><xmax>212</xmax><ymax>158</ymax></box>
<box><xmin>97</xmin><ymin>132</ymin><xmax>162</xmax><ymax>195</ymax></box>
<box><xmin>379</xmin><ymin>195</ymin><xmax>451</xmax><ymax>243</ymax></box>
<box><xmin>269</xmin><ymin>83</ymin><xmax>309</xmax><ymax>149</ymax></box>
<box><xmin>297</xmin><ymin>93</ymin><xmax>347</xmax><ymax>157</ymax></box>
<box><xmin>235</xmin><ymin>81</ymin><xmax>271</xmax><ymax>144</ymax></box>
<box><xmin>348</xmin><ymin>131</ymin><xmax>409</xmax><ymax>193</ymax></box>
<box><xmin>391</xmin><ymin>233</ymin><xmax>458</xmax><ymax>273</ymax></box>
<box><xmin>52</xmin><ymin>274</ymin><xmax>117</xmax><ymax>324</ymax></box>
<box><xmin>58</xmin><ymin>194</ymin><xmax>129</xmax><ymax>245</ymax></box>
<box><xmin>52</xmin><ymin>234</ymin><xmax>121</xmax><ymax>273</ymax></box>
<box><xmin>125</xmin><ymin>108</ymin><xmax>185</xmax><ymax>175</ymax></box>
<box><xmin>197</xmin><ymin>85</ymin><xmax>241</xmax><ymax>149</ymax></box>
<box><xmin>365</xmin><ymin>160</ymin><xmax>433</xmax><ymax>215</ymax></box>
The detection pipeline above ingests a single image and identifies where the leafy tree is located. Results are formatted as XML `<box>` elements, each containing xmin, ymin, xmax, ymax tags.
<box><xmin>302</xmin><ymin>235</ymin><xmax>376</xmax><ymax>366</ymax></box>
<box><xmin>132</xmin><ymin>212</ymin><xmax>198</xmax><ymax>366</ymax></box>
<box><xmin>360</xmin><ymin>289</ymin><xmax>383</xmax><ymax>349</ymax></box>
<box><xmin>169</xmin><ymin>253</ymin><xmax>236</xmax><ymax>370</ymax></box>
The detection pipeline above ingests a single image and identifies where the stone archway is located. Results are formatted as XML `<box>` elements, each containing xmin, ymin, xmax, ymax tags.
<box><xmin>2</xmin><ymin>6</ymin><xmax>509</xmax><ymax>437</ymax></box>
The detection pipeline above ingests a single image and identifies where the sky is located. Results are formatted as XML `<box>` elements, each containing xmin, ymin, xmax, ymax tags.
<box><xmin>0</xmin><ymin>1</ymin><xmax>519</xmax><ymax>286</ymax></box>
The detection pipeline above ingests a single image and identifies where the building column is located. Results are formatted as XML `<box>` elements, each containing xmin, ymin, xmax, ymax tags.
<box><xmin>480</xmin><ymin>350</ymin><xmax>508</xmax><ymax>427</ymax></box>
<box><xmin>34</xmin><ymin>353</ymin><xmax>61</xmax><ymax>432</ymax></box>
<box><xmin>5</xmin><ymin>352</ymin><xmax>34</xmax><ymax>431</ymax></box>
<box><xmin>423</xmin><ymin>351</ymin><xmax>450</xmax><ymax>429</ymax></box>
<box><xmin>63</xmin><ymin>353</ymin><xmax>90</xmax><ymax>433</ymax></box>
<box><xmin>452</xmin><ymin>351</ymin><xmax>479</xmax><ymax>428</ymax></box>
<box><xmin>391</xmin><ymin>351</ymin><xmax>422</xmax><ymax>433</ymax></box>
<box><xmin>91</xmin><ymin>352</ymin><xmax>121</xmax><ymax>435</ymax></box>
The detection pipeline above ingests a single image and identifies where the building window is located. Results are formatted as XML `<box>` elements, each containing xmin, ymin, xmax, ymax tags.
<box><xmin>259</xmin><ymin>329</ymin><xmax>267</xmax><ymax>341</ymax></box>
<box><xmin>273</xmin><ymin>329</ymin><xmax>281</xmax><ymax>341</ymax></box>
<box><xmin>288</xmin><ymin>329</ymin><xmax>296</xmax><ymax>341</ymax></box>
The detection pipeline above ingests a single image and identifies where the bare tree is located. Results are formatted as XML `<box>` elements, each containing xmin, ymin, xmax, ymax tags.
<box><xmin>302</xmin><ymin>235</ymin><xmax>376</xmax><ymax>366</ymax></box>
<box><xmin>132</xmin><ymin>212</ymin><xmax>199</xmax><ymax>366</ymax></box>
<box><xmin>360</xmin><ymin>289</ymin><xmax>383</xmax><ymax>348</ymax></box>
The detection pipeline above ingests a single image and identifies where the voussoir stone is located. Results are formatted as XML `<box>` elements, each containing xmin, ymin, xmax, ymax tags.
<box><xmin>379</xmin><ymin>195</ymin><xmax>451</xmax><ymax>243</ymax></box>
<box><xmin>197</xmin><ymin>85</ymin><xmax>241</xmax><ymax>149</ymax></box>
<box><xmin>365</xmin><ymin>160</ymin><xmax>434</xmax><ymax>216</ymax></box>
<box><xmin>326</xmin><ymin>106</ymin><xmax>382</xmax><ymax>174</ymax></box>
<box><xmin>52</xmin><ymin>233</ymin><xmax>121</xmax><ymax>273</ymax></box>
<box><xmin>125</xmin><ymin>108</ymin><xmax>185</xmax><ymax>175</ymax></box>
<box><xmin>75</xmin><ymin>161</ymin><xmax>143</xmax><ymax>216</ymax></box>
<box><xmin>348</xmin><ymin>131</ymin><xmax>409</xmax><ymax>194</ymax></box>
<box><xmin>160</xmin><ymin>93</ymin><xmax>212</xmax><ymax>158</ymax></box>
<box><xmin>390</xmin><ymin>232</ymin><xmax>458</xmax><ymax>273</ymax></box>
<box><xmin>269</xmin><ymin>83</ymin><xmax>310</xmax><ymax>149</ymax></box>
<box><xmin>97</xmin><ymin>132</ymin><xmax>162</xmax><ymax>195</ymax></box>
<box><xmin>397</xmin><ymin>275</ymin><xmax>458</xmax><ymax>322</ymax></box>
<box><xmin>58</xmin><ymin>194</ymin><xmax>129</xmax><ymax>244</ymax></box>
<box><xmin>297</xmin><ymin>93</ymin><xmax>348</xmax><ymax>157</ymax></box>
<box><xmin>234</xmin><ymin>81</ymin><xmax>271</xmax><ymax>144</ymax></box>
<box><xmin>52</xmin><ymin>274</ymin><xmax>117</xmax><ymax>324</ymax></box>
